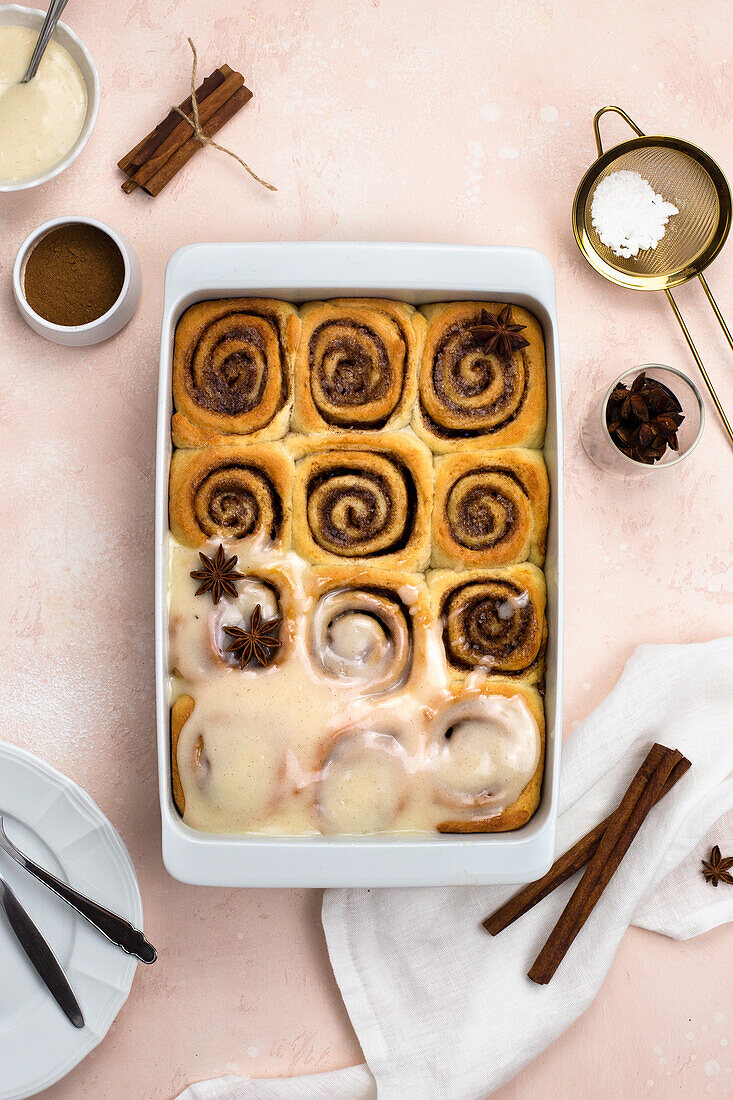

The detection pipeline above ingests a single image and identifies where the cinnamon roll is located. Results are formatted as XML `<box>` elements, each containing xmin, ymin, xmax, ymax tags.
<box><xmin>169</xmin><ymin>442</ymin><xmax>293</xmax><ymax>548</ymax></box>
<box><xmin>430</xmin><ymin>564</ymin><xmax>546</xmax><ymax>683</ymax></box>
<box><xmin>430</xmin><ymin>682</ymin><xmax>545</xmax><ymax>833</ymax></box>
<box><xmin>293</xmin><ymin>299</ymin><xmax>425</xmax><ymax>432</ymax></box>
<box><xmin>290</xmin><ymin>432</ymin><xmax>432</xmax><ymax>569</ymax></box>
<box><xmin>305</xmin><ymin>567</ymin><xmax>430</xmax><ymax>693</ymax></box>
<box><xmin>413</xmin><ymin>302</ymin><xmax>546</xmax><ymax>453</ymax></box>
<box><xmin>314</xmin><ymin>726</ymin><xmax>410</xmax><ymax>834</ymax></box>
<box><xmin>432</xmin><ymin>448</ymin><xmax>549</xmax><ymax>569</ymax></box>
<box><xmin>172</xmin><ymin>298</ymin><xmax>299</xmax><ymax>445</ymax></box>
<box><xmin>171</xmin><ymin>693</ymin><xmax>286</xmax><ymax>829</ymax></box>
<box><xmin>169</xmin><ymin>567</ymin><xmax>293</xmax><ymax>681</ymax></box>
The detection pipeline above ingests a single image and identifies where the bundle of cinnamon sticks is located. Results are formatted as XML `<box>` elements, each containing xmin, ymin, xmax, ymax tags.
<box><xmin>118</xmin><ymin>63</ymin><xmax>252</xmax><ymax>197</ymax></box>
<box><xmin>484</xmin><ymin>743</ymin><xmax>691</xmax><ymax>984</ymax></box>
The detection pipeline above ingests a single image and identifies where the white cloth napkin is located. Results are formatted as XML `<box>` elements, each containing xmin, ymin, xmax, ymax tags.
<box><xmin>178</xmin><ymin>639</ymin><xmax>733</xmax><ymax>1100</ymax></box>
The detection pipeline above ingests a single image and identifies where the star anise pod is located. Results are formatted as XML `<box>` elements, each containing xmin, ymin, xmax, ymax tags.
<box><xmin>190</xmin><ymin>544</ymin><xmax>244</xmax><ymax>604</ymax></box>
<box><xmin>701</xmin><ymin>844</ymin><xmax>733</xmax><ymax>887</ymax></box>
<box><xmin>471</xmin><ymin>305</ymin><xmax>530</xmax><ymax>360</ymax></box>
<box><xmin>223</xmin><ymin>604</ymin><xmax>283</xmax><ymax>668</ymax></box>
<box><xmin>605</xmin><ymin>373</ymin><xmax>684</xmax><ymax>464</ymax></box>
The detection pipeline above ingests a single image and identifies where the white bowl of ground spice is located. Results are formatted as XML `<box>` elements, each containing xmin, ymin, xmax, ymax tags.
<box><xmin>13</xmin><ymin>216</ymin><xmax>142</xmax><ymax>345</ymax></box>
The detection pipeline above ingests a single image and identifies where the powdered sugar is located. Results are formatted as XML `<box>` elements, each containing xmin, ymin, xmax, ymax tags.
<box><xmin>591</xmin><ymin>169</ymin><xmax>679</xmax><ymax>258</ymax></box>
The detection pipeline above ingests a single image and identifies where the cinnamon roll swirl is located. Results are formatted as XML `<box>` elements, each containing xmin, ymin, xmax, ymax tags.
<box><xmin>430</xmin><ymin>682</ymin><xmax>545</xmax><ymax>833</ymax></box>
<box><xmin>306</xmin><ymin>567</ymin><xmax>430</xmax><ymax>693</ymax></box>
<box><xmin>172</xmin><ymin>298</ymin><xmax>299</xmax><ymax>445</ymax></box>
<box><xmin>169</xmin><ymin>442</ymin><xmax>293</xmax><ymax>548</ymax></box>
<box><xmin>430</xmin><ymin>564</ymin><xmax>546</xmax><ymax>683</ymax></box>
<box><xmin>413</xmin><ymin>302</ymin><xmax>546</xmax><ymax>453</ymax></box>
<box><xmin>293</xmin><ymin>299</ymin><xmax>425</xmax><ymax>432</ymax></box>
<box><xmin>290</xmin><ymin>432</ymin><xmax>432</xmax><ymax>569</ymax></box>
<box><xmin>314</xmin><ymin>727</ymin><xmax>410</xmax><ymax>834</ymax></box>
<box><xmin>432</xmin><ymin>449</ymin><xmax>549</xmax><ymax>568</ymax></box>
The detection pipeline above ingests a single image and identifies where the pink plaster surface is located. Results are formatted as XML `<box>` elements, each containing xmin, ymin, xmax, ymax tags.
<box><xmin>2</xmin><ymin>0</ymin><xmax>733</xmax><ymax>1097</ymax></box>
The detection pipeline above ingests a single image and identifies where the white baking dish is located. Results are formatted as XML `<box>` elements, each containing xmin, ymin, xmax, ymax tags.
<box><xmin>155</xmin><ymin>242</ymin><xmax>564</xmax><ymax>887</ymax></box>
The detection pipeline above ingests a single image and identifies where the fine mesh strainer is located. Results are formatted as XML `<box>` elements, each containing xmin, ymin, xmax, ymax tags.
<box><xmin>572</xmin><ymin>105</ymin><xmax>733</xmax><ymax>445</ymax></box>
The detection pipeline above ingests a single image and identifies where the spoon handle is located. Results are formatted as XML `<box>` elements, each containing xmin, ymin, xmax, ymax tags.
<box><xmin>14</xmin><ymin>853</ymin><xmax>157</xmax><ymax>964</ymax></box>
<box><xmin>21</xmin><ymin>0</ymin><xmax>72</xmax><ymax>84</ymax></box>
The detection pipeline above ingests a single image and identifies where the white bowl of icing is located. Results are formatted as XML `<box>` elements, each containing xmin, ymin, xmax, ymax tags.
<box><xmin>0</xmin><ymin>5</ymin><xmax>99</xmax><ymax>192</ymax></box>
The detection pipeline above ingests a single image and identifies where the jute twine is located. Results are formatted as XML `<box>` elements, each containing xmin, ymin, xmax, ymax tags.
<box><xmin>171</xmin><ymin>38</ymin><xmax>277</xmax><ymax>192</ymax></box>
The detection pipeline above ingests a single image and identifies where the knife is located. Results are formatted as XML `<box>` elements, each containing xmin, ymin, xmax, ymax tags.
<box><xmin>0</xmin><ymin>872</ymin><xmax>84</xmax><ymax>1028</ymax></box>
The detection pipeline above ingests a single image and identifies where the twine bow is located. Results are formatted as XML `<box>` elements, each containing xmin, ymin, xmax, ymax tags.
<box><xmin>171</xmin><ymin>37</ymin><xmax>277</xmax><ymax>192</ymax></box>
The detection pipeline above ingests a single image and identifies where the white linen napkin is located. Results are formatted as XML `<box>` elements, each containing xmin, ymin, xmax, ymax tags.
<box><xmin>178</xmin><ymin>639</ymin><xmax>733</xmax><ymax>1100</ymax></box>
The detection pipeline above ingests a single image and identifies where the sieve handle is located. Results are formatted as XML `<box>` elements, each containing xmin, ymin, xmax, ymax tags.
<box><xmin>593</xmin><ymin>106</ymin><xmax>644</xmax><ymax>157</ymax></box>
<box><xmin>665</xmin><ymin>286</ymin><xmax>733</xmax><ymax>447</ymax></box>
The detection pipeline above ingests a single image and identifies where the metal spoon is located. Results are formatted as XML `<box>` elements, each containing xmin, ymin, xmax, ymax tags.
<box><xmin>0</xmin><ymin>869</ymin><xmax>84</xmax><ymax>1028</ymax></box>
<box><xmin>0</xmin><ymin>815</ymin><xmax>157</xmax><ymax>965</ymax></box>
<box><xmin>20</xmin><ymin>0</ymin><xmax>72</xmax><ymax>84</ymax></box>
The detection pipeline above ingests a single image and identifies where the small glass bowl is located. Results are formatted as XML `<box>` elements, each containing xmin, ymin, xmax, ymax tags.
<box><xmin>580</xmin><ymin>364</ymin><xmax>705</xmax><ymax>477</ymax></box>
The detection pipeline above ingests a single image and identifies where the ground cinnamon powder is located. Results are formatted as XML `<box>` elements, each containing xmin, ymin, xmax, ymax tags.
<box><xmin>23</xmin><ymin>223</ymin><xmax>126</xmax><ymax>327</ymax></box>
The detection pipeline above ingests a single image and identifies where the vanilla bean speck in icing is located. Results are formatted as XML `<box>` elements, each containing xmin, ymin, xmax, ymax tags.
<box><xmin>167</xmin><ymin>297</ymin><xmax>549</xmax><ymax>835</ymax></box>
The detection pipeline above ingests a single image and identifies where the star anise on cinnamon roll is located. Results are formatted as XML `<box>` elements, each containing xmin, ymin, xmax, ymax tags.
<box><xmin>471</xmin><ymin>306</ymin><xmax>530</xmax><ymax>360</ymax></box>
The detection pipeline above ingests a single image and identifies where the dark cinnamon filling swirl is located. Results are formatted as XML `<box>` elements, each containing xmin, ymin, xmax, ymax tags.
<box><xmin>423</xmin><ymin>321</ymin><xmax>529</xmax><ymax>436</ymax></box>
<box><xmin>194</xmin><ymin>464</ymin><xmax>283</xmax><ymax>541</ymax></box>
<box><xmin>446</xmin><ymin>468</ymin><xmax>528</xmax><ymax>552</ymax></box>
<box><xmin>309</xmin><ymin>320</ymin><xmax>403</xmax><ymax>428</ymax></box>
<box><xmin>184</xmin><ymin>310</ymin><xmax>288</xmax><ymax>424</ymax></box>
<box><xmin>306</xmin><ymin>456</ymin><xmax>416</xmax><ymax>557</ymax></box>
<box><xmin>441</xmin><ymin>579</ymin><xmax>539</xmax><ymax>673</ymax></box>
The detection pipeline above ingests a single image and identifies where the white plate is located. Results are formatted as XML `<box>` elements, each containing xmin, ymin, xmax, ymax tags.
<box><xmin>156</xmin><ymin>242</ymin><xmax>564</xmax><ymax>888</ymax></box>
<box><xmin>0</xmin><ymin>743</ymin><xmax>143</xmax><ymax>1100</ymax></box>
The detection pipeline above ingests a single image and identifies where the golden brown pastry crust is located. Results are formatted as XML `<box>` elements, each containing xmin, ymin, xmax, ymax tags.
<box><xmin>413</xmin><ymin>302</ymin><xmax>546</xmax><ymax>453</ymax></box>
<box><xmin>172</xmin><ymin>298</ymin><xmax>300</xmax><ymax>444</ymax></box>
<box><xmin>436</xmin><ymin>682</ymin><xmax>545</xmax><ymax>833</ymax></box>
<box><xmin>292</xmin><ymin>299</ymin><xmax>425</xmax><ymax>433</ymax></box>
<box><xmin>171</xmin><ymin>694</ymin><xmax>195</xmax><ymax>816</ymax></box>
<box><xmin>289</xmin><ymin>431</ymin><xmax>433</xmax><ymax>570</ymax></box>
<box><xmin>428</xmin><ymin>563</ymin><xmax>547</xmax><ymax>685</ymax></box>
<box><xmin>169</xmin><ymin>441</ymin><xmax>293</xmax><ymax>549</ymax></box>
<box><xmin>432</xmin><ymin>448</ymin><xmax>549</xmax><ymax>569</ymax></box>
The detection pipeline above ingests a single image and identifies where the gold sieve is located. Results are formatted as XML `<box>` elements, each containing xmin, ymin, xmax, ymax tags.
<box><xmin>572</xmin><ymin>105</ymin><xmax>733</xmax><ymax>446</ymax></box>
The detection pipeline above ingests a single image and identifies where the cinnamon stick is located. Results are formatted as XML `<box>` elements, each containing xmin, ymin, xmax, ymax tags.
<box><xmin>133</xmin><ymin>84</ymin><xmax>251</xmax><ymax>197</ymax></box>
<box><xmin>483</xmin><ymin>755</ymin><xmax>691</xmax><ymax>937</ymax></box>
<box><xmin>118</xmin><ymin>64</ymin><xmax>252</xmax><ymax>196</ymax></box>
<box><xmin>528</xmin><ymin>744</ymin><xmax>686</xmax><ymax>985</ymax></box>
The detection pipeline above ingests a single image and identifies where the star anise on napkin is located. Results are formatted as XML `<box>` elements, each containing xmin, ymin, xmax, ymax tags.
<box><xmin>223</xmin><ymin>604</ymin><xmax>282</xmax><ymax>668</ymax></box>
<box><xmin>190</xmin><ymin>544</ymin><xmax>244</xmax><ymax>604</ymax></box>
<box><xmin>471</xmin><ymin>305</ymin><xmax>530</xmax><ymax>359</ymax></box>
<box><xmin>605</xmin><ymin>372</ymin><xmax>685</xmax><ymax>464</ymax></box>
<box><xmin>701</xmin><ymin>845</ymin><xmax>733</xmax><ymax>887</ymax></box>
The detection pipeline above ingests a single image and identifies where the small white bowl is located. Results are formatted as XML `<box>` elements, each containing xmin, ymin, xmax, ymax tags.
<box><xmin>13</xmin><ymin>216</ymin><xmax>142</xmax><ymax>346</ymax></box>
<box><xmin>0</xmin><ymin>5</ymin><xmax>100</xmax><ymax>192</ymax></box>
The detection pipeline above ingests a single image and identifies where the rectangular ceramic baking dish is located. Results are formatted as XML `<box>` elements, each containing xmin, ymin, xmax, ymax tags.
<box><xmin>155</xmin><ymin>242</ymin><xmax>564</xmax><ymax>887</ymax></box>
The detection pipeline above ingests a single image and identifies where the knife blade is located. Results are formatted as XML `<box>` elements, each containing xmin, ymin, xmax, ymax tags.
<box><xmin>0</xmin><ymin>873</ymin><xmax>84</xmax><ymax>1028</ymax></box>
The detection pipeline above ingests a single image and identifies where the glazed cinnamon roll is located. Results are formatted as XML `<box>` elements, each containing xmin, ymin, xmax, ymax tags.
<box><xmin>305</xmin><ymin>567</ymin><xmax>430</xmax><ymax>693</ymax></box>
<box><xmin>413</xmin><ymin>302</ymin><xmax>546</xmax><ymax>453</ymax></box>
<box><xmin>430</xmin><ymin>564</ymin><xmax>546</xmax><ymax>684</ymax></box>
<box><xmin>172</xmin><ymin>298</ymin><xmax>299</xmax><ymax>445</ymax></box>
<box><xmin>314</xmin><ymin>726</ymin><xmax>410</xmax><ymax>834</ymax></box>
<box><xmin>169</xmin><ymin>442</ymin><xmax>293</xmax><ymax>548</ymax></box>
<box><xmin>171</xmin><ymin>694</ymin><xmax>286</xmax><ymax>829</ymax></box>
<box><xmin>293</xmin><ymin>299</ymin><xmax>425</xmax><ymax>432</ymax></box>
<box><xmin>430</xmin><ymin>682</ymin><xmax>545</xmax><ymax>833</ymax></box>
<box><xmin>169</xmin><ymin>567</ymin><xmax>293</xmax><ymax>681</ymax></box>
<box><xmin>290</xmin><ymin>432</ymin><xmax>432</xmax><ymax>569</ymax></box>
<box><xmin>432</xmin><ymin>448</ymin><xmax>549</xmax><ymax>568</ymax></box>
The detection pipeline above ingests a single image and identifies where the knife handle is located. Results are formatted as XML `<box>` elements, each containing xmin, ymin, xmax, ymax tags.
<box><xmin>1</xmin><ymin>878</ymin><xmax>84</xmax><ymax>1028</ymax></box>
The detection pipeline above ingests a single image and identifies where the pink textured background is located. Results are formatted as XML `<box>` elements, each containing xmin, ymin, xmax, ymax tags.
<box><xmin>2</xmin><ymin>0</ymin><xmax>733</xmax><ymax>1096</ymax></box>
